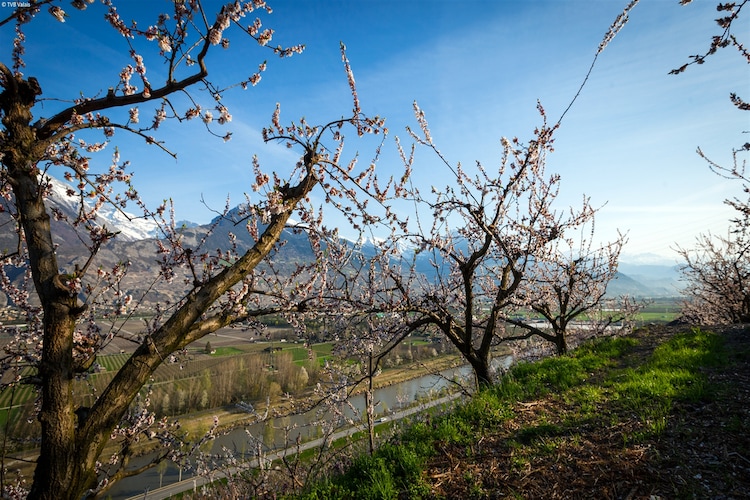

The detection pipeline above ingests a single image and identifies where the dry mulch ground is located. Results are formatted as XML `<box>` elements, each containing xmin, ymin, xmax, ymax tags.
<box><xmin>424</xmin><ymin>325</ymin><xmax>750</xmax><ymax>499</ymax></box>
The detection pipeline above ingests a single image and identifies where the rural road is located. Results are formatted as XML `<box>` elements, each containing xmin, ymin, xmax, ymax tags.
<box><xmin>123</xmin><ymin>392</ymin><xmax>462</xmax><ymax>500</ymax></box>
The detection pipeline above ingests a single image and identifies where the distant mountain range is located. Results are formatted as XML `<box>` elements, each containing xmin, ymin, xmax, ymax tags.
<box><xmin>608</xmin><ymin>263</ymin><xmax>682</xmax><ymax>298</ymax></box>
<box><xmin>0</xmin><ymin>176</ymin><xmax>684</xmax><ymax>309</ymax></box>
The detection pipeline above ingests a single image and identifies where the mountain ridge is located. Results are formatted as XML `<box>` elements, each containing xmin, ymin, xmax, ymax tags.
<box><xmin>0</xmin><ymin>176</ymin><xmax>683</xmax><ymax>307</ymax></box>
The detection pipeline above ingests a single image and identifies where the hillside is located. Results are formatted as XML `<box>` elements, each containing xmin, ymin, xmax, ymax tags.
<box><xmin>614</xmin><ymin>262</ymin><xmax>683</xmax><ymax>298</ymax></box>
<box><xmin>419</xmin><ymin>325</ymin><xmax>749</xmax><ymax>499</ymax></box>
<box><xmin>290</xmin><ymin>324</ymin><xmax>749</xmax><ymax>500</ymax></box>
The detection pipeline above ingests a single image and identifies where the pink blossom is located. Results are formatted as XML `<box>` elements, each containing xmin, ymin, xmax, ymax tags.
<box><xmin>185</xmin><ymin>107</ymin><xmax>200</xmax><ymax>120</ymax></box>
<box><xmin>217</xmin><ymin>105</ymin><xmax>232</xmax><ymax>124</ymax></box>
<box><xmin>132</xmin><ymin>53</ymin><xmax>146</xmax><ymax>75</ymax></box>
<box><xmin>48</xmin><ymin>6</ymin><xmax>67</xmax><ymax>22</ymax></box>
<box><xmin>104</xmin><ymin>2</ymin><xmax>133</xmax><ymax>38</ymax></box>
<box><xmin>71</xmin><ymin>0</ymin><xmax>93</xmax><ymax>11</ymax></box>
<box><xmin>208</xmin><ymin>27</ymin><xmax>223</xmax><ymax>45</ymax></box>
<box><xmin>152</xmin><ymin>106</ymin><xmax>167</xmax><ymax>129</ymax></box>
<box><xmin>145</xmin><ymin>26</ymin><xmax>159</xmax><ymax>41</ymax></box>
<box><xmin>258</xmin><ymin>28</ymin><xmax>273</xmax><ymax>46</ymax></box>
<box><xmin>158</xmin><ymin>36</ymin><xmax>171</xmax><ymax>53</ymax></box>
<box><xmin>119</xmin><ymin>65</ymin><xmax>136</xmax><ymax>95</ymax></box>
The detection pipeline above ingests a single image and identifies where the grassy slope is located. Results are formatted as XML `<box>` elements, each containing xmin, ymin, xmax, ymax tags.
<box><xmin>298</xmin><ymin>324</ymin><xmax>750</xmax><ymax>499</ymax></box>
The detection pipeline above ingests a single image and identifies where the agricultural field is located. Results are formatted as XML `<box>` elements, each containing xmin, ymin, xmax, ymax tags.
<box><xmin>0</xmin><ymin>322</ymin><xmax>331</xmax><ymax>443</ymax></box>
<box><xmin>633</xmin><ymin>298</ymin><xmax>681</xmax><ymax>324</ymax></box>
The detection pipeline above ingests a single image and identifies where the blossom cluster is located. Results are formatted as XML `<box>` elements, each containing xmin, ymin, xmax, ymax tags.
<box><xmin>103</xmin><ymin>0</ymin><xmax>133</xmax><ymax>38</ymax></box>
<box><xmin>598</xmin><ymin>0</ymin><xmax>639</xmax><ymax>55</ymax></box>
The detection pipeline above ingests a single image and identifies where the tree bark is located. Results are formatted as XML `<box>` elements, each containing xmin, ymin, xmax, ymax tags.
<box><xmin>555</xmin><ymin>333</ymin><xmax>568</xmax><ymax>355</ymax></box>
<box><xmin>469</xmin><ymin>354</ymin><xmax>493</xmax><ymax>388</ymax></box>
<box><xmin>12</xmin><ymin>163</ymin><xmax>89</xmax><ymax>500</ymax></box>
<box><xmin>1</xmin><ymin>73</ymin><xmax>87</xmax><ymax>499</ymax></box>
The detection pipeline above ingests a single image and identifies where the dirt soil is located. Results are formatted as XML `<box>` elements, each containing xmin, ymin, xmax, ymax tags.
<box><xmin>423</xmin><ymin>325</ymin><xmax>750</xmax><ymax>499</ymax></box>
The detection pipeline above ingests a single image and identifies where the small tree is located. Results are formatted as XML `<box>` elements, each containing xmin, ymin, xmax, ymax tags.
<box><xmin>506</xmin><ymin>224</ymin><xmax>629</xmax><ymax>354</ymax></box>
<box><xmin>204</xmin><ymin>341</ymin><xmax>213</xmax><ymax>354</ymax></box>
<box><xmin>350</xmin><ymin>1</ymin><xmax>640</xmax><ymax>387</ymax></box>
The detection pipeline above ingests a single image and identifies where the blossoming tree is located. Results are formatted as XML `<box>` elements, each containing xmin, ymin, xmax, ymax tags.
<box><xmin>340</xmin><ymin>1</ymin><xmax>641</xmax><ymax>387</ymax></box>
<box><xmin>0</xmin><ymin>2</ymin><xmax>399</xmax><ymax>498</ymax></box>
<box><xmin>671</xmin><ymin>0</ymin><xmax>749</xmax><ymax>324</ymax></box>
<box><xmin>374</xmin><ymin>103</ymin><xmax>599</xmax><ymax>387</ymax></box>
<box><xmin>677</xmin><ymin>210</ymin><xmax>750</xmax><ymax>324</ymax></box>
<box><xmin>507</xmin><ymin>224</ymin><xmax>632</xmax><ymax>355</ymax></box>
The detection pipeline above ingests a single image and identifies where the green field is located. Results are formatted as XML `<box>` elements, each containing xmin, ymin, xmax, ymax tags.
<box><xmin>288</xmin><ymin>342</ymin><xmax>334</xmax><ymax>366</ymax></box>
<box><xmin>635</xmin><ymin>311</ymin><xmax>680</xmax><ymax>323</ymax></box>
<box><xmin>633</xmin><ymin>298</ymin><xmax>681</xmax><ymax>324</ymax></box>
<box><xmin>209</xmin><ymin>346</ymin><xmax>245</xmax><ymax>356</ymax></box>
<box><xmin>98</xmin><ymin>353</ymin><xmax>130</xmax><ymax>372</ymax></box>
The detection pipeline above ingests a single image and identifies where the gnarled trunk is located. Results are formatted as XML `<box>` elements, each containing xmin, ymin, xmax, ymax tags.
<box><xmin>2</xmin><ymin>74</ymin><xmax>91</xmax><ymax>499</ymax></box>
<box><xmin>554</xmin><ymin>333</ymin><xmax>568</xmax><ymax>355</ymax></box>
<box><xmin>468</xmin><ymin>353</ymin><xmax>493</xmax><ymax>388</ymax></box>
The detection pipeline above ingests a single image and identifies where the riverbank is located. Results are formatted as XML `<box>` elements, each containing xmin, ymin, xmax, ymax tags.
<box><xmin>175</xmin><ymin>352</ymin><xmax>467</xmax><ymax>436</ymax></box>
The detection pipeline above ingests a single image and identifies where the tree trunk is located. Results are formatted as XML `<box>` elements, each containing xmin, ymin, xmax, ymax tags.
<box><xmin>555</xmin><ymin>333</ymin><xmax>568</xmax><ymax>355</ymax></box>
<box><xmin>366</xmin><ymin>354</ymin><xmax>375</xmax><ymax>455</ymax></box>
<box><xmin>468</xmin><ymin>353</ymin><xmax>493</xmax><ymax>388</ymax></box>
<box><xmin>445</xmin><ymin>325</ymin><xmax>494</xmax><ymax>389</ymax></box>
<box><xmin>740</xmin><ymin>293</ymin><xmax>750</xmax><ymax>323</ymax></box>
<box><xmin>30</xmin><ymin>304</ymin><xmax>92</xmax><ymax>500</ymax></box>
<box><xmin>11</xmin><ymin>170</ymin><xmax>90</xmax><ymax>499</ymax></box>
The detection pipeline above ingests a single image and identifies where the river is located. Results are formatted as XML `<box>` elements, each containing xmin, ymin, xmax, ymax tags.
<box><xmin>107</xmin><ymin>357</ymin><xmax>512</xmax><ymax>499</ymax></box>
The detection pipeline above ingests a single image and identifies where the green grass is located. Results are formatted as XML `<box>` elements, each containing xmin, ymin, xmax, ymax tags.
<box><xmin>288</xmin><ymin>343</ymin><xmax>333</xmax><ymax>366</ymax></box>
<box><xmin>492</xmin><ymin>336</ymin><xmax>637</xmax><ymax>402</ymax></box>
<box><xmin>300</xmin><ymin>441</ymin><xmax>431</xmax><ymax>500</ymax></box>
<box><xmin>210</xmin><ymin>346</ymin><xmax>244</xmax><ymax>356</ymax></box>
<box><xmin>287</xmin><ymin>346</ymin><xmax>311</xmax><ymax>362</ymax></box>
<box><xmin>605</xmin><ymin>328</ymin><xmax>725</xmax><ymax>442</ymax></box>
<box><xmin>293</xmin><ymin>328</ymin><xmax>730</xmax><ymax>499</ymax></box>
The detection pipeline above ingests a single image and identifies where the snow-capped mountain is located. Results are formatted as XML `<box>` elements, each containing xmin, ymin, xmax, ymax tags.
<box><xmin>344</xmin><ymin>234</ymin><xmax>416</xmax><ymax>256</ymax></box>
<box><xmin>45</xmin><ymin>176</ymin><xmax>161</xmax><ymax>241</ymax></box>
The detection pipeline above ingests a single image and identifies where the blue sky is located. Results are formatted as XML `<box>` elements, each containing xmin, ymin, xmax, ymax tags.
<box><xmin>5</xmin><ymin>0</ymin><xmax>749</xmax><ymax>263</ymax></box>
